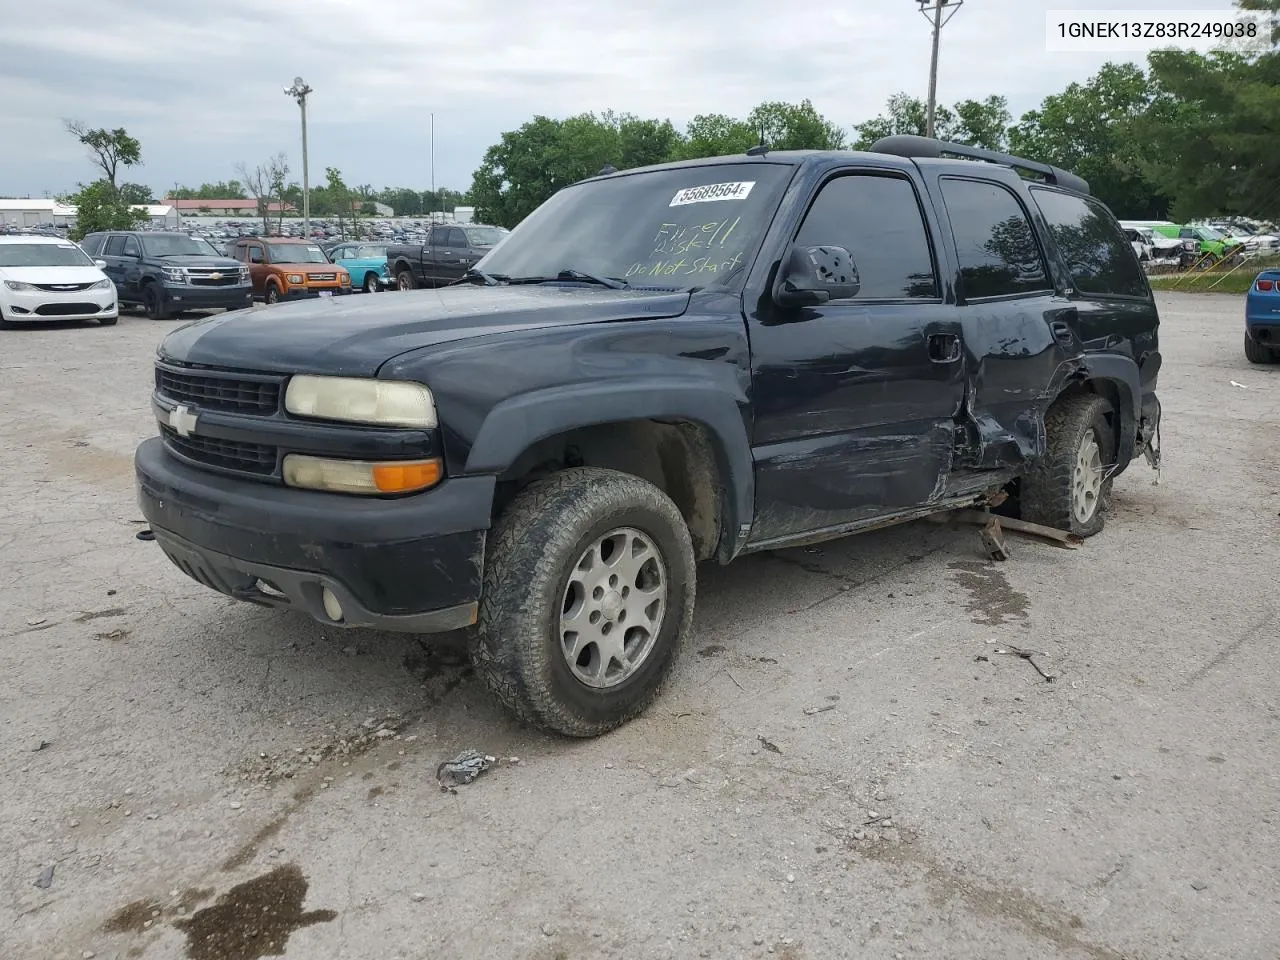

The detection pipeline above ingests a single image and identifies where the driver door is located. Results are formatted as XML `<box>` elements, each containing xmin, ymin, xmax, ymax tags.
<box><xmin>746</xmin><ymin>169</ymin><xmax>966</xmax><ymax>546</ymax></box>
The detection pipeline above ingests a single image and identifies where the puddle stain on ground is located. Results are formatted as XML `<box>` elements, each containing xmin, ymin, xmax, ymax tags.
<box><xmin>222</xmin><ymin>785</ymin><xmax>317</xmax><ymax>872</ymax></box>
<box><xmin>174</xmin><ymin>864</ymin><xmax>336</xmax><ymax>960</ymax></box>
<box><xmin>948</xmin><ymin>561</ymin><xmax>1029</xmax><ymax>626</ymax></box>
<box><xmin>104</xmin><ymin>888</ymin><xmax>213</xmax><ymax>934</ymax></box>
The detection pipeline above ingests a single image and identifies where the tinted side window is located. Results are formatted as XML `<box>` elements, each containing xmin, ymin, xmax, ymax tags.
<box><xmin>121</xmin><ymin>235</ymin><xmax>141</xmax><ymax>258</ymax></box>
<box><xmin>104</xmin><ymin>235</ymin><xmax>125</xmax><ymax>256</ymax></box>
<box><xmin>446</xmin><ymin>228</ymin><xmax>466</xmax><ymax>247</ymax></box>
<box><xmin>247</xmin><ymin>245</ymin><xmax>264</xmax><ymax>263</ymax></box>
<box><xmin>940</xmin><ymin>178</ymin><xmax>1050</xmax><ymax>299</ymax></box>
<box><xmin>794</xmin><ymin>174</ymin><xmax>938</xmax><ymax>300</ymax></box>
<box><xmin>1030</xmin><ymin>188</ymin><xmax>1148</xmax><ymax>298</ymax></box>
<box><xmin>80</xmin><ymin>234</ymin><xmax>103</xmax><ymax>255</ymax></box>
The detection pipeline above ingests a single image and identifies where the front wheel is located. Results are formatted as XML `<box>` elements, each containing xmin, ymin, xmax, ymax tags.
<box><xmin>471</xmin><ymin>467</ymin><xmax>696</xmax><ymax>737</ymax></box>
<box><xmin>264</xmin><ymin>283</ymin><xmax>281</xmax><ymax>305</ymax></box>
<box><xmin>364</xmin><ymin>272</ymin><xmax>382</xmax><ymax>293</ymax></box>
<box><xmin>1020</xmin><ymin>394</ymin><xmax>1115</xmax><ymax>538</ymax></box>
<box><xmin>142</xmin><ymin>284</ymin><xmax>170</xmax><ymax>321</ymax></box>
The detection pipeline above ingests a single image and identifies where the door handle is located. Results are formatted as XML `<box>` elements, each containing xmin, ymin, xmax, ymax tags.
<box><xmin>927</xmin><ymin>332</ymin><xmax>961</xmax><ymax>363</ymax></box>
<box><xmin>1050</xmin><ymin>320</ymin><xmax>1073</xmax><ymax>344</ymax></box>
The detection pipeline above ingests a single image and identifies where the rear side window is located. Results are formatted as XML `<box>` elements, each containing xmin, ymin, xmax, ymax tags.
<box><xmin>794</xmin><ymin>173</ymin><xmax>938</xmax><ymax>300</ymax></box>
<box><xmin>448</xmin><ymin>228</ymin><xmax>467</xmax><ymax>247</ymax></box>
<box><xmin>1030</xmin><ymin>188</ymin><xmax>1148</xmax><ymax>299</ymax></box>
<box><xmin>104</xmin><ymin>235</ymin><xmax>125</xmax><ymax>256</ymax></box>
<box><xmin>121</xmin><ymin>235</ymin><xmax>140</xmax><ymax>258</ymax></box>
<box><xmin>940</xmin><ymin>178</ymin><xmax>1050</xmax><ymax>299</ymax></box>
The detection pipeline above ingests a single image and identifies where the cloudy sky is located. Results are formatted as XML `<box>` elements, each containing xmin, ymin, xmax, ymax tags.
<box><xmin>1</xmin><ymin>0</ymin><xmax>1240</xmax><ymax>199</ymax></box>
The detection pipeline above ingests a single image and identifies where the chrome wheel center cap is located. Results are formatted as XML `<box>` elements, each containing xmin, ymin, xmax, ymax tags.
<box><xmin>600</xmin><ymin>590</ymin><xmax>624</xmax><ymax>621</ymax></box>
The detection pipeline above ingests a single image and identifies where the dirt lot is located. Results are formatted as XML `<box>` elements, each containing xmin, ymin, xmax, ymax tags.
<box><xmin>2</xmin><ymin>291</ymin><xmax>1277</xmax><ymax>960</ymax></box>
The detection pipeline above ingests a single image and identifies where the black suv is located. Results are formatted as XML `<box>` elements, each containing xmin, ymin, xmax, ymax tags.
<box><xmin>82</xmin><ymin>231</ymin><xmax>253</xmax><ymax>320</ymax></box>
<box><xmin>134</xmin><ymin>136</ymin><xmax>1162</xmax><ymax>736</ymax></box>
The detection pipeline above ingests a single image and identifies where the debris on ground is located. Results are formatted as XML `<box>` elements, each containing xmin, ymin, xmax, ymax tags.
<box><xmin>26</xmin><ymin>616</ymin><xmax>47</xmax><ymax>626</ymax></box>
<box><xmin>436</xmin><ymin>750</ymin><xmax>496</xmax><ymax>791</ymax></box>
<box><xmin>32</xmin><ymin>740</ymin><xmax>51</xmax><ymax>752</ymax></box>
<box><xmin>1229</xmin><ymin>380</ymin><xmax>1249</xmax><ymax>389</ymax></box>
<box><xmin>135</xmin><ymin>529</ymin><xmax>155</xmax><ymax>542</ymax></box>
<box><xmin>756</xmin><ymin>735</ymin><xmax>782</xmax><ymax>755</ymax></box>
<box><xmin>34</xmin><ymin>864</ymin><xmax>55</xmax><ymax>889</ymax></box>
<box><xmin>803</xmin><ymin>704</ymin><xmax>837</xmax><ymax>716</ymax></box>
<box><xmin>990</xmin><ymin>641</ymin><xmax>1055</xmax><ymax>682</ymax></box>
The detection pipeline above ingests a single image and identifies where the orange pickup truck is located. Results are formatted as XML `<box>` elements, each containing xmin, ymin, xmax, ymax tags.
<box><xmin>226</xmin><ymin>237</ymin><xmax>351</xmax><ymax>304</ymax></box>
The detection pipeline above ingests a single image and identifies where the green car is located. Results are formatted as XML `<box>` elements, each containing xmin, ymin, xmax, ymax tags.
<box><xmin>329</xmin><ymin>242</ymin><xmax>391</xmax><ymax>293</ymax></box>
<box><xmin>1151</xmin><ymin>224</ymin><xmax>1243</xmax><ymax>264</ymax></box>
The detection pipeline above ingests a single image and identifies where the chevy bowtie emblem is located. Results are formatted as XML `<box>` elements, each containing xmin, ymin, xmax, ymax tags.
<box><xmin>169</xmin><ymin>403</ymin><xmax>199</xmax><ymax>437</ymax></box>
<box><xmin>209</xmin><ymin>272</ymin><xmax>223</xmax><ymax>279</ymax></box>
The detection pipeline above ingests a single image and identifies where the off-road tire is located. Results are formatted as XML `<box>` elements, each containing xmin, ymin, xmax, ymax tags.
<box><xmin>1020</xmin><ymin>394</ymin><xmax>1114</xmax><ymax>538</ymax></box>
<box><xmin>396</xmin><ymin>270</ymin><xmax>415</xmax><ymax>291</ymax></box>
<box><xmin>142</xmin><ymin>284</ymin><xmax>170</xmax><ymax>321</ymax></box>
<box><xmin>471</xmin><ymin>467</ymin><xmax>696</xmax><ymax>737</ymax></box>
<box><xmin>1244</xmin><ymin>330</ymin><xmax>1277</xmax><ymax>364</ymax></box>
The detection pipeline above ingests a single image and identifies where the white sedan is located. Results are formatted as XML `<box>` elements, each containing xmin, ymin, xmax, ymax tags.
<box><xmin>0</xmin><ymin>235</ymin><xmax>118</xmax><ymax>327</ymax></box>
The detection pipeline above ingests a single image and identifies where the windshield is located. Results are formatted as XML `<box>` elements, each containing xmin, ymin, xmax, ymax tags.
<box><xmin>141</xmin><ymin>235</ymin><xmax>220</xmax><ymax>258</ymax></box>
<box><xmin>477</xmin><ymin>163</ymin><xmax>795</xmax><ymax>288</ymax></box>
<box><xmin>1198</xmin><ymin>227</ymin><xmax>1226</xmax><ymax>241</ymax></box>
<box><xmin>462</xmin><ymin>227</ymin><xmax>506</xmax><ymax>247</ymax></box>
<box><xmin>267</xmin><ymin>243</ymin><xmax>329</xmax><ymax>264</ymax></box>
<box><xmin>0</xmin><ymin>242</ymin><xmax>94</xmax><ymax>268</ymax></box>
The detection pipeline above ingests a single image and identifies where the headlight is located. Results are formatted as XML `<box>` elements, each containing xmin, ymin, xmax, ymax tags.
<box><xmin>238</xmin><ymin>268</ymin><xmax>250</xmax><ymax>282</ymax></box>
<box><xmin>162</xmin><ymin>266</ymin><xmax>187</xmax><ymax>283</ymax></box>
<box><xmin>283</xmin><ymin>454</ymin><xmax>442</xmax><ymax>494</ymax></box>
<box><xmin>286</xmin><ymin>273</ymin><xmax>305</xmax><ymax>285</ymax></box>
<box><xmin>3</xmin><ymin>280</ymin><xmax>35</xmax><ymax>291</ymax></box>
<box><xmin>339</xmin><ymin>272</ymin><xmax>351</xmax><ymax>285</ymax></box>
<box><xmin>89</xmin><ymin>278</ymin><xmax>112</xmax><ymax>290</ymax></box>
<box><xmin>284</xmin><ymin>376</ymin><xmax>437</xmax><ymax>428</ymax></box>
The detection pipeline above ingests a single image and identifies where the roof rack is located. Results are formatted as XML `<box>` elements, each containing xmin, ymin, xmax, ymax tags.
<box><xmin>870</xmin><ymin>134</ymin><xmax>1091</xmax><ymax>196</ymax></box>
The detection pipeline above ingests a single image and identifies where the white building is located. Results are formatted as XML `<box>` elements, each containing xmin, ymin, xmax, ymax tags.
<box><xmin>0</xmin><ymin>198</ymin><xmax>180</xmax><ymax>230</ymax></box>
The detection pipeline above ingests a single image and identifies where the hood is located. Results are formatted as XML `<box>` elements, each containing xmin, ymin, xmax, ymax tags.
<box><xmin>0</xmin><ymin>265</ymin><xmax>107</xmax><ymax>284</ymax></box>
<box><xmin>276</xmin><ymin>262</ymin><xmax>346</xmax><ymax>272</ymax></box>
<box><xmin>159</xmin><ymin>283</ymin><xmax>692</xmax><ymax>376</ymax></box>
<box><xmin>156</xmin><ymin>256</ymin><xmax>242</xmax><ymax>269</ymax></box>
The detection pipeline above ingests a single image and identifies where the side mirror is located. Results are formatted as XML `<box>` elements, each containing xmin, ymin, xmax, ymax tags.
<box><xmin>774</xmin><ymin>244</ymin><xmax>860</xmax><ymax>307</ymax></box>
<box><xmin>93</xmin><ymin>259</ymin><xmax>107</xmax><ymax>269</ymax></box>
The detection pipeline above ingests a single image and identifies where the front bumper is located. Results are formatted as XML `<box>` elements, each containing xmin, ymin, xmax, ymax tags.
<box><xmin>135</xmin><ymin>436</ymin><xmax>494</xmax><ymax>632</ymax></box>
<box><xmin>275</xmin><ymin>286</ymin><xmax>353</xmax><ymax>301</ymax></box>
<box><xmin>162</xmin><ymin>284</ymin><xmax>255</xmax><ymax>312</ymax></box>
<box><xmin>0</xmin><ymin>288</ymin><xmax>116</xmax><ymax>322</ymax></box>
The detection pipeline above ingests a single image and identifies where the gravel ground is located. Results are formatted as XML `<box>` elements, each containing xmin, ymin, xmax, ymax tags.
<box><xmin>1</xmin><ymin>292</ymin><xmax>1277</xmax><ymax>960</ymax></box>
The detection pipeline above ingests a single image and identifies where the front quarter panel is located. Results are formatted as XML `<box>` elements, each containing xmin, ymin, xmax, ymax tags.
<box><xmin>378</xmin><ymin>293</ymin><xmax>757</xmax><ymax>556</ymax></box>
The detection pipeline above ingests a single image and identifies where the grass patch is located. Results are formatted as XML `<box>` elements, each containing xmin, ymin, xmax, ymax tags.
<box><xmin>1150</xmin><ymin>257</ymin><xmax>1280</xmax><ymax>295</ymax></box>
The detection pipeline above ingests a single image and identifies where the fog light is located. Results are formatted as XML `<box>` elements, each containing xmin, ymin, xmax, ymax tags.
<box><xmin>321</xmin><ymin>587</ymin><xmax>344</xmax><ymax>622</ymax></box>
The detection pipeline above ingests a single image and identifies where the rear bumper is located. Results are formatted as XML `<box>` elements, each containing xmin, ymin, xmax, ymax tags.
<box><xmin>134</xmin><ymin>436</ymin><xmax>494</xmax><ymax>632</ymax></box>
<box><xmin>161</xmin><ymin>285</ymin><xmax>255</xmax><ymax>311</ymax></box>
<box><xmin>1245</xmin><ymin>320</ymin><xmax>1280</xmax><ymax>345</ymax></box>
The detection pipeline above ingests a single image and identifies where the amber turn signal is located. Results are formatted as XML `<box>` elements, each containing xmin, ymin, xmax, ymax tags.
<box><xmin>371</xmin><ymin>459</ymin><xmax>442</xmax><ymax>493</ymax></box>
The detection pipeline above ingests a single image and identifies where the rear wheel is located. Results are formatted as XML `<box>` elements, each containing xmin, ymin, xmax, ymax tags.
<box><xmin>1020</xmin><ymin>394</ymin><xmax>1114</xmax><ymax>538</ymax></box>
<box><xmin>1245</xmin><ymin>330</ymin><xmax>1278</xmax><ymax>364</ymax></box>
<box><xmin>470</xmin><ymin>467</ymin><xmax>696</xmax><ymax>737</ymax></box>
<box><xmin>142</xmin><ymin>284</ymin><xmax>170</xmax><ymax>321</ymax></box>
<box><xmin>396</xmin><ymin>270</ymin><xmax>415</xmax><ymax>291</ymax></box>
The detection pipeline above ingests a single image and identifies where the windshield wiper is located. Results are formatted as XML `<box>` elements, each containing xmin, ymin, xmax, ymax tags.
<box><xmin>508</xmin><ymin>269</ymin><xmax>628</xmax><ymax>289</ymax></box>
<box><xmin>460</xmin><ymin>267</ymin><xmax>507</xmax><ymax>286</ymax></box>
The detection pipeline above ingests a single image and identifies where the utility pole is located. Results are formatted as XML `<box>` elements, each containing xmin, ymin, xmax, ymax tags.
<box><xmin>430</xmin><ymin>112</ymin><xmax>436</xmax><ymax>222</ymax></box>
<box><xmin>917</xmin><ymin>0</ymin><xmax>964</xmax><ymax>140</ymax></box>
<box><xmin>284</xmin><ymin>77</ymin><xmax>313</xmax><ymax>238</ymax></box>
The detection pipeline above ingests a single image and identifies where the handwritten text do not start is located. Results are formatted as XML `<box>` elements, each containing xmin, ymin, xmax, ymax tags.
<box><xmin>626</xmin><ymin>216</ymin><xmax>746</xmax><ymax>278</ymax></box>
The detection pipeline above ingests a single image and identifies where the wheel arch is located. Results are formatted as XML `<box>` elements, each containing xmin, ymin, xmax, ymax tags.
<box><xmin>465</xmin><ymin>382</ymin><xmax>754</xmax><ymax>563</ymax></box>
<box><xmin>1049</xmin><ymin>354</ymin><xmax>1141</xmax><ymax>476</ymax></box>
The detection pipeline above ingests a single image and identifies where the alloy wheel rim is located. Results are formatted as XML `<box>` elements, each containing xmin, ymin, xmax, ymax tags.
<box><xmin>558</xmin><ymin>527</ymin><xmax>667</xmax><ymax>689</ymax></box>
<box><xmin>1072</xmin><ymin>432</ymin><xmax>1104</xmax><ymax>524</ymax></box>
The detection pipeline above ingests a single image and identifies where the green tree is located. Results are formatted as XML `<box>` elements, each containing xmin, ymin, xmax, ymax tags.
<box><xmin>746</xmin><ymin>99</ymin><xmax>847</xmax><ymax>151</ymax></box>
<box><xmin>64</xmin><ymin>180</ymin><xmax>148</xmax><ymax>239</ymax></box>
<box><xmin>377</xmin><ymin>187</ymin><xmax>423</xmax><ymax>217</ymax></box>
<box><xmin>952</xmin><ymin>96</ymin><xmax>1012</xmax><ymax>152</ymax></box>
<box><xmin>64</xmin><ymin>122</ymin><xmax>142</xmax><ymax>191</ymax></box>
<box><xmin>1008</xmin><ymin>63</ymin><xmax>1169</xmax><ymax>218</ymax></box>
<box><xmin>852</xmin><ymin>93</ymin><xmax>959</xmax><ymax>148</ymax></box>
<box><xmin>118</xmin><ymin>182</ymin><xmax>155</xmax><ymax>205</ymax></box>
<box><xmin>168</xmin><ymin>181</ymin><xmax>247</xmax><ymax>200</ymax></box>
<box><xmin>1139</xmin><ymin>46</ymin><xmax>1280</xmax><ymax>220</ymax></box>
<box><xmin>615</xmin><ymin>115</ymin><xmax>682</xmax><ymax>168</ymax></box>
<box><xmin>678</xmin><ymin>113</ymin><xmax>757</xmax><ymax>159</ymax></box>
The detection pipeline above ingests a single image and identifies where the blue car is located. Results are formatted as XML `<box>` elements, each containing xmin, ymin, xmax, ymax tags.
<box><xmin>1245</xmin><ymin>267</ymin><xmax>1280</xmax><ymax>364</ymax></box>
<box><xmin>329</xmin><ymin>242</ymin><xmax>391</xmax><ymax>293</ymax></box>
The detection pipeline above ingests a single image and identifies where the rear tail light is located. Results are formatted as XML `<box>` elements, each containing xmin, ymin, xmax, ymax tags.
<box><xmin>1258</xmin><ymin>279</ymin><xmax>1275</xmax><ymax>292</ymax></box>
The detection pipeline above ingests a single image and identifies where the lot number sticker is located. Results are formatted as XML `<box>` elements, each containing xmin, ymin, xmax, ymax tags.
<box><xmin>670</xmin><ymin>181</ymin><xmax>755</xmax><ymax>206</ymax></box>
